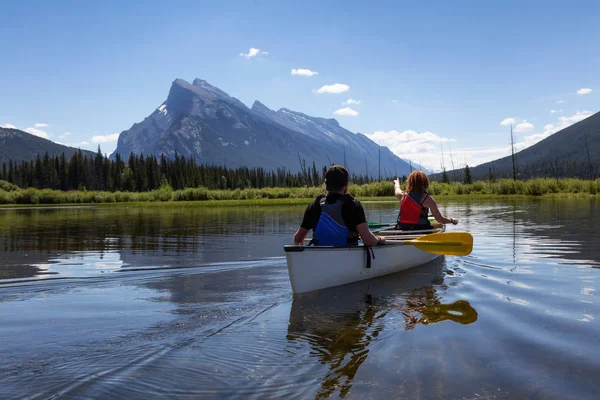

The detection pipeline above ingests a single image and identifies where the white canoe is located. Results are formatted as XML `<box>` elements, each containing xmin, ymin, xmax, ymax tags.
<box><xmin>284</xmin><ymin>227</ymin><xmax>444</xmax><ymax>294</ymax></box>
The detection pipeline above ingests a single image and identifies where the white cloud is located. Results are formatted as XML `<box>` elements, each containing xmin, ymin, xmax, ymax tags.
<box><xmin>556</xmin><ymin>100</ymin><xmax>565</xmax><ymax>104</ymax></box>
<box><xmin>34</xmin><ymin>123</ymin><xmax>49</xmax><ymax>128</ymax></box>
<box><xmin>291</xmin><ymin>68</ymin><xmax>318</xmax><ymax>77</ymax></box>
<box><xmin>59</xmin><ymin>132</ymin><xmax>72</xmax><ymax>139</ymax></box>
<box><xmin>333</xmin><ymin>107</ymin><xmax>358</xmax><ymax>117</ymax></box>
<box><xmin>551</xmin><ymin>110</ymin><xmax>556</xmax><ymax>114</ymax></box>
<box><xmin>452</xmin><ymin>110</ymin><xmax>596</xmax><ymax>168</ymax></box>
<box><xmin>550</xmin><ymin>109</ymin><xmax>564</xmax><ymax>114</ymax></box>
<box><xmin>562</xmin><ymin>110</ymin><xmax>593</xmax><ymax>123</ymax></box>
<box><xmin>514</xmin><ymin>120</ymin><xmax>534</xmax><ymax>132</ymax></box>
<box><xmin>343</xmin><ymin>98</ymin><xmax>361</xmax><ymax>105</ymax></box>
<box><xmin>314</xmin><ymin>83</ymin><xmax>350</xmax><ymax>94</ymax></box>
<box><xmin>577</xmin><ymin>88</ymin><xmax>592</xmax><ymax>95</ymax></box>
<box><xmin>514</xmin><ymin>111</ymin><xmax>593</xmax><ymax>154</ymax></box>
<box><xmin>547</xmin><ymin>110</ymin><xmax>594</xmax><ymax>133</ymax></box>
<box><xmin>366</xmin><ymin>130</ymin><xmax>454</xmax><ymax>169</ymax></box>
<box><xmin>240</xmin><ymin>47</ymin><xmax>268</xmax><ymax>58</ymax></box>
<box><xmin>24</xmin><ymin>127</ymin><xmax>49</xmax><ymax>139</ymax></box>
<box><xmin>91</xmin><ymin>133</ymin><xmax>120</xmax><ymax>143</ymax></box>
<box><xmin>440</xmin><ymin>145</ymin><xmax>514</xmax><ymax>170</ymax></box>
<box><xmin>2</xmin><ymin>123</ymin><xmax>16</xmax><ymax>129</ymax></box>
<box><xmin>500</xmin><ymin>117</ymin><xmax>517</xmax><ymax>126</ymax></box>
<box><xmin>368</xmin><ymin>110</ymin><xmax>596</xmax><ymax>170</ymax></box>
<box><xmin>80</xmin><ymin>141</ymin><xmax>90</xmax><ymax>146</ymax></box>
<box><xmin>392</xmin><ymin>100</ymin><xmax>398</xmax><ymax>103</ymax></box>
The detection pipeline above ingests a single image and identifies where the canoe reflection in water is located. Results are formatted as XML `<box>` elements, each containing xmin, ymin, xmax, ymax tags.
<box><xmin>286</xmin><ymin>259</ymin><xmax>477</xmax><ymax>399</ymax></box>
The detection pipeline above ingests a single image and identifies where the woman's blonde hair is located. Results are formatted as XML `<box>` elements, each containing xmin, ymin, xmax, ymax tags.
<box><xmin>406</xmin><ymin>170</ymin><xmax>429</xmax><ymax>193</ymax></box>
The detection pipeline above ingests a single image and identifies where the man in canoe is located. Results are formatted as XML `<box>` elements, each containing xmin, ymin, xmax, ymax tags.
<box><xmin>394</xmin><ymin>170</ymin><xmax>459</xmax><ymax>230</ymax></box>
<box><xmin>293</xmin><ymin>165</ymin><xmax>385</xmax><ymax>247</ymax></box>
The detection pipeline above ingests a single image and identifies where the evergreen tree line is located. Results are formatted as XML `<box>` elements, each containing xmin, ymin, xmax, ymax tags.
<box><xmin>0</xmin><ymin>149</ymin><xmax>389</xmax><ymax>192</ymax></box>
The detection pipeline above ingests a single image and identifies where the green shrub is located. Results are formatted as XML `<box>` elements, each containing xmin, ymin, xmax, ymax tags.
<box><xmin>0</xmin><ymin>180</ymin><xmax>19</xmax><ymax>192</ymax></box>
<box><xmin>0</xmin><ymin>177</ymin><xmax>598</xmax><ymax>206</ymax></box>
<box><xmin>526</xmin><ymin>180</ymin><xmax>543</xmax><ymax>196</ymax></box>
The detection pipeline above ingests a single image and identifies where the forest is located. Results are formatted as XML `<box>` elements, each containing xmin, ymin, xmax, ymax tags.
<box><xmin>0</xmin><ymin>149</ymin><xmax>385</xmax><ymax>192</ymax></box>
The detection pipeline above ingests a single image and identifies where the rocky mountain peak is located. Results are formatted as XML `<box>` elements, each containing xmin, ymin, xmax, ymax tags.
<box><xmin>278</xmin><ymin>108</ymin><xmax>340</xmax><ymax>127</ymax></box>
<box><xmin>192</xmin><ymin>78</ymin><xmax>233</xmax><ymax>101</ymax></box>
<box><xmin>251</xmin><ymin>100</ymin><xmax>272</xmax><ymax>113</ymax></box>
<box><xmin>111</xmin><ymin>78</ymin><xmax>415</xmax><ymax>175</ymax></box>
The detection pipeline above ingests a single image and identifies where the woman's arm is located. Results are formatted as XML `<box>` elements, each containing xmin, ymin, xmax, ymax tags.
<box><xmin>423</xmin><ymin>196</ymin><xmax>459</xmax><ymax>225</ymax></box>
<box><xmin>393</xmin><ymin>179</ymin><xmax>404</xmax><ymax>199</ymax></box>
<box><xmin>356</xmin><ymin>223</ymin><xmax>385</xmax><ymax>247</ymax></box>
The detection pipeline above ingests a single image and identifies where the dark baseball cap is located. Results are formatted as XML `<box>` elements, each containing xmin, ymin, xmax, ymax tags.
<box><xmin>323</xmin><ymin>165</ymin><xmax>349</xmax><ymax>191</ymax></box>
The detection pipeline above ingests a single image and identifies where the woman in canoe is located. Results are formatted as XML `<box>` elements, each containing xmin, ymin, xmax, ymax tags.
<box><xmin>394</xmin><ymin>171</ymin><xmax>459</xmax><ymax>230</ymax></box>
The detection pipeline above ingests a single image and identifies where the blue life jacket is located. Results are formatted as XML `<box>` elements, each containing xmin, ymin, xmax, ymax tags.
<box><xmin>314</xmin><ymin>196</ymin><xmax>350</xmax><ymax>246</ymax></box>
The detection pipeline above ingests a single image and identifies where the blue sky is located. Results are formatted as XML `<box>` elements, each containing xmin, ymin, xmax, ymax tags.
<box><xmin>1</xmin><ymin>0</ymin><xmax>598</xmax><ymax>169</ymax></box>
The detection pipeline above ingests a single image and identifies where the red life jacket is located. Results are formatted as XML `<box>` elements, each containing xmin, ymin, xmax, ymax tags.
<box><xmin>398</xmin><ymin>192</ymin><xmax>428</xmax><ymax>225</ymax></box>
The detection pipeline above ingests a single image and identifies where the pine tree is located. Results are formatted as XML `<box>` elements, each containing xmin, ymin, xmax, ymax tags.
<box><xmin>8</xmin><ymin>160</ymin><xmax>14</xmax><ymax>184</ymax></box>
<box><xmin>441</xmin><ymin>168</ymin><xmax>450</xmax><ymax>183</ymax></box>
<box><xmin>34</xmin><ymin>154</ymin><xmax>43</xmax><ymax>188</ymax></box>
<box><xmin>42</xmin><ymin>152</ymin><xmax>52</xmax><ymax>189</ymax></box>
<box><xmin>463</xmin><ymin>165</ymin><xmax>472</xmax><ymax>184</ymax></box>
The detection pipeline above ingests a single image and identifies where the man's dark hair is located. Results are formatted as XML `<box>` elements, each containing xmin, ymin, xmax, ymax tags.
<box><xmin>324</xmin><ymin>165</ymin><xmax>349</xmax><ymax>191</ymax></box>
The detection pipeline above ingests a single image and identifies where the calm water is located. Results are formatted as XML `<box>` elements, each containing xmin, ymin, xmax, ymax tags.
<box><xmin>1</xmin><ymin>199</ymin><xmax>600</xmax><ymax>399</ymax></box>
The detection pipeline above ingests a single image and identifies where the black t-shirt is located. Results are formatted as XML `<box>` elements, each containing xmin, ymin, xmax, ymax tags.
<box><xmin>300</xmin><ymin>193</ymin><xmax>367</xmax><ymax>233</ymax></box>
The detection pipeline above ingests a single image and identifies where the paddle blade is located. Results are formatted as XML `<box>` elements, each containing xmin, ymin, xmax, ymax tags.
<box><xmin>409</xmin><ymin>232</ymin><xmax>473</xmax><ymax>256</ymax></box>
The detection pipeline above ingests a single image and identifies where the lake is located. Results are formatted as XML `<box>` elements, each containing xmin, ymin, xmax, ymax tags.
<box><xmin>1</xmin><ymin>198</ymin><xmax>599</xmax><ymax>399</ymax></box>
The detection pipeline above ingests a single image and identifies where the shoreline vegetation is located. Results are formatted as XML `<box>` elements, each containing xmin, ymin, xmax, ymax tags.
<box><xmin>1</xmin><ymin>178</ymin><xmax>599</xmax><ymax>206</ymax></box>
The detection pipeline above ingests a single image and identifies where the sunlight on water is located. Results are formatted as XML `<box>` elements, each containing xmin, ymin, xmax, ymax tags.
<box><xmin>31</xmin><ymin>250</ymin><xmax>128</xmax><ymax>278</ymax></box>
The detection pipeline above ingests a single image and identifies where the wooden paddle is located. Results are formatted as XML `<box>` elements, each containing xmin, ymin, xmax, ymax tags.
<box><xmin>383</xmin><ymin>232</ymin><xmax>473</xmax><ymax>256</ymax></box>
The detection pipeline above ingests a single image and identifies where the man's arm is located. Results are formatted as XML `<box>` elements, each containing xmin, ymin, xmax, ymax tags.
<box><xmin>351</xmin><ymin>200</ymin><xmax>385</xmax><ymax>246</ymax></box>
<box><xmin>293</xmin><ymin>227</ymin><xmax>309</xmax><ymax>245</ymax></box>
<box><xmin>293</xmin><ymin>197</ymin><xmax>320</xmax><ymax>245</ymax></box>
<box><xmin>356</xmin><ymin>223</ymin><xmax>385</xmax><ymax>247</ymax></box>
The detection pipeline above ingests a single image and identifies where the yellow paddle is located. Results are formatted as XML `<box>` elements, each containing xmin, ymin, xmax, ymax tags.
<box><xmin>383</xmin><ymin>232</ymin><xmax>473</xmax><ymax>256</ymax></box>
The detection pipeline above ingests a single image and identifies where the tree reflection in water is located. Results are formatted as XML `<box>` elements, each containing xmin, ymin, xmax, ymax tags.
<box><xmin>286</xmin><ymin>259</ymin><xmax>477</xmax><ymax>399</ymax></box>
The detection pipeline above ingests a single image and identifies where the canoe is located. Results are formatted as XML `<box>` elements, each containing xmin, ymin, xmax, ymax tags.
<box><xmin>284</xmin><ymin>226</ymin><xmax>444</xmax><ymax>294</ymax></box>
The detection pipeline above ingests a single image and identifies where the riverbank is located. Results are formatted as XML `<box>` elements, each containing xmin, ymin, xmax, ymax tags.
<box><xmin>0</xmin><ymin>178</ymin><xmax>598</xmax><ymax>206</ymax></box>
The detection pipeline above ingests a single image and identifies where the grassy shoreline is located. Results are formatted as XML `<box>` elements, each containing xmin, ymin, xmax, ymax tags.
<box><xmin>0</xmin><ymin>178</ymin><xmax>598</xmax><ymax>207</ymax></box>
<box><xmin>0</xmin><ymin>193</ymin><xmax>596</xmax><ymax>209</ymax></box>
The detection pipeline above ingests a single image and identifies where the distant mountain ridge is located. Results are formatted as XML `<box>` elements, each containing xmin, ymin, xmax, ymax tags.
<box><xmin>112</xmin><ymin>78</ymin><xmax>421</xmax><ymax>176</ymax></box>
<box><xmin>0</xmin><ymin>128</ymin><xmax>95</xmax><ymax>164</ymax></box>
<box><xmin>438</xmin><ymin>111</ymin><xmax>600</xmax><ymax>180</ymax></box>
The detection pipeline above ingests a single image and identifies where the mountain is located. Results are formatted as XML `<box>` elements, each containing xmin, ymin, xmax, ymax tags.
<box><xmin>112</xmin><ymin>78</ymin><xmax>419</xmax><ymax>176</ymax></box>
<box><xmin>0</xmin><ymin>127</ymin><xmax>95</xmax><ymax>164</ymax></box>
<box><xmin>438</xmin><ymin>111</ymin><xmax>600</xmax><ymax>181</ymax></box>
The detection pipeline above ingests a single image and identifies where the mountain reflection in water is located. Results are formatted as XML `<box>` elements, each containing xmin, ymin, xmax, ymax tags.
<box><xmin>287</xmin><ymin>260</ymin><xmax>477</xmax><ymax>398</ymax></box>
